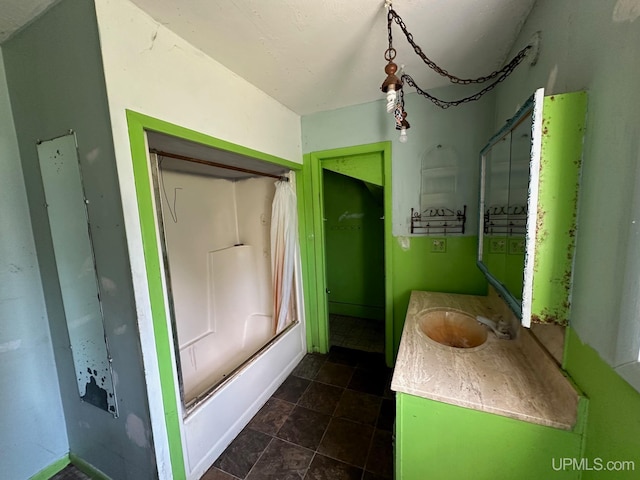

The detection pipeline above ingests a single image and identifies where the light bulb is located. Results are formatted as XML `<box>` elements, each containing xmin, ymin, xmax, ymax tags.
<box><xmin>386</xmin><ymin>87</ymin><xmax>397</xmax><ymax>113</ymax></box>
<box><xmin>399</xmin><ymin>127</ymin><xmax>408</xmax><ymax>143</ymax></box>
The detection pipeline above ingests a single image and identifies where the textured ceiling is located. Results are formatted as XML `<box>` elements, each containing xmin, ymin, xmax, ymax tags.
<box><xmin>0</xmin><ymin>0</ymin><xmax>536</xmax><ymax>116</ymax></box>
<box><xmin>128</xmin><ymin>0</ymin><xmax>536</xmax><ymax>115</ymax></box>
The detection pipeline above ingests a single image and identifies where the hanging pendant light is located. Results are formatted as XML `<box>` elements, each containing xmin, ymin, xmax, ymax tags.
<box><xmin>380</xmin><ymin>0</ymin><xmax>537</xmax><ymax>134</ymax></box>
<box><xmin>394</xmin><ymin>90</ymin><xmax>410</xmax><ymax>143</ymax></box>
<box><xmin>398</xmin><ymin>112</ymin><xmax>410</xmax><ymax>143</ymax></box>
<box><xmin>381</xmin><ymin>48</ymin><xmax>403</xmax><ymax>113</ymax></box>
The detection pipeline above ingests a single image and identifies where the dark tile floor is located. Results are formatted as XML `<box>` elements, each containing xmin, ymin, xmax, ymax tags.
<box><xmin>50</xmin><ymin>465</ymin><xmax>90</xmax><ymax>480</ymax></box>
<box><xmin>329</xmin><ymin>315</ymin><xmax>385</xmax><ymax>354</ymax></box>
<box><xmin>203</xmin><ymin>346</ymin><xmax>395</xmax><ymax>480</ymax></box>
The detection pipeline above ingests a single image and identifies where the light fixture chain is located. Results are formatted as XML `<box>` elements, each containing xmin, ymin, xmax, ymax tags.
<box><xmin>400</xmin><ymin>45</ymin><xmax>529</xmax><ymax>109</ymax></box>
<box><xmin>389</xmin><ymin>8</ymin><xmax>531</xmax><ymax>85</ymax></box>
<box><xmin>387</xmin><ymin>8</ymin><xmax>394</xmax><ymax>51</ymax></box>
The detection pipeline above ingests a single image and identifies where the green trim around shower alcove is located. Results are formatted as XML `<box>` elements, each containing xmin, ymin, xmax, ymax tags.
<box><xmin>306</xmin><ymin>142</ymin><xmax>393</xmax><ymax>366</ymax></box>
<box><xmin>126</xmin><ymin>110</ymin><xmax>308</xmax><ymax>479</ymax></box>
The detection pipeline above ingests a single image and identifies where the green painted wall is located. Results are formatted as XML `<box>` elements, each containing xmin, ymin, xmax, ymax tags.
<box><xmin>3</xmin><ymin>0</ymin><xmax>157</xmax><ymax>478</ymax></box>
<box><xmin>482</xmin><ymin>237</ymin><xmax>525</xmax><ymax>300</ymax></box>
<box><xmin>504</xmin><ymin>247</ymin><xmax>525</xmax><ymax>301</ymax></box>
<box><xmin>323</xmin><ymin>170</ymin><xmax>385</xmax><ymax>320</ymax></box>
<box><xmin>564</xmin><ymin>329</ymin><xmax>640</xmax><ymax>479</ymax></box>
<box><xmin>396</xmin><ymin>392</ymin><xmax>585</xmax><ymax>480</ymax></box>
<box><xmin>391</xmin><ymin>237</ymin><xmax>487</xmax><ymax>346</ymax></box>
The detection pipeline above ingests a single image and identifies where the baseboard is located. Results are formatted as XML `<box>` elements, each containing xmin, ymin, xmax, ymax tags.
<box><xmin>69</xmin><ymin>453</ymin><xmax>112</xmax><ymax>480</ymax></box>
<box><xmin>29</xmin><ymin>455</ymin><xmax>70</xmax><ymax>480</ymax></box>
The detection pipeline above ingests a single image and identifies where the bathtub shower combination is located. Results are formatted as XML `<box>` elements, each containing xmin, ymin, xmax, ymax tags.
<box><xmin>179</xmin><ymin>243</ymin><xmax>277</xmax><ymax>405</ymax></box>
<box><xmin>157</xmin><ymin>156</ymin><xmax>298</xmax><ymax>405</ymax></box>
<box><xmin>150</xmin><ymin>148</ymin><xmax>305</xmax><ymax>479</ymax></box>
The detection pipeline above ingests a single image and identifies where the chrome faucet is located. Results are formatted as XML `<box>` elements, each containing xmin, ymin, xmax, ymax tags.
<box><xmin>476</xmin><ymin>315</ymin><xmax>512</xmax><ymax>340</ymax></box>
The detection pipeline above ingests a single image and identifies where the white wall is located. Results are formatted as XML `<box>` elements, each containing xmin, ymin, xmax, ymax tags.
<box><xmin>492</xmin><ymin>0</ymin><xmax>640</xmax><ymax>367</ymax></box>
<box><xmin>94</xmin><ymin>0</ymin><xmax>303</xmax><ymax>475</ymax></box>
<box><xmin>0</xmin><ymin>47</ymin><xmax>69</xmax><ymax>480</ymax></box>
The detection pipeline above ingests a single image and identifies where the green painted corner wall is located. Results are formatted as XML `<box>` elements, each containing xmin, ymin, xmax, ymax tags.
<box><xmin>391</xmin><ymin>236</ymin><xmax>487</xmax><ymax>352</ymax></box>
<box><xmin>564</xmin><ymin>328</ymin><xmax>640</xmax><ymax>479</ymax></box>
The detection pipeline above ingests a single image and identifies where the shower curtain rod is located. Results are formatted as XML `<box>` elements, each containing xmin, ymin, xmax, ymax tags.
<box><xmin>149</xmin><ymin>148</ymin><xmax>289</xmax><ymax>181</ymax></box>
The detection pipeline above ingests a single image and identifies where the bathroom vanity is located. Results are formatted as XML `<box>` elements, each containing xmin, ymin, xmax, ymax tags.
<box><xmin>392</xmin><ymin>90</ymin><xmax>590</xmax><ymax>479</ymax></box>
<box><xmin>392</xmin><ymin>291</ymin><xmax>586</xmax><ymax>480</ymax></box>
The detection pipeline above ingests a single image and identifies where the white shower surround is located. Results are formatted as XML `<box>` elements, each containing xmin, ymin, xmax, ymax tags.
<box><xmin>160</xmin><ymin>171</ymin><xmax>280</xmax><ymax>403</ymax></box>
<box><xmin>158</xmin><ymin>170</ymin><xmax>305</xmax><ymax>478</ymax></box>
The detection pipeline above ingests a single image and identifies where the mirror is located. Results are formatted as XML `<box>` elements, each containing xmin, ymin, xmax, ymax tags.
<box><xmin>479</xmin><ymin>89</ymin><xmax>587</xmax><ymax>331</ymax></box>
<box><xmin>37</xmin><ymin>132</ymin><xmax>118</xmax><ymax>416</ymax></box>
<box><xmin>504</xmin><ymin>113</ymin><xmax>530</xmax><ymax>300</ymax></box>
<box><xmin>478</xmin><ymin>92</ymin><xmax>540</xmax><ymax>322</ymax></box>
<box><xmin>480</xmin><ymin>131</ymin><xmax>511</xmax><ymax>294</ymax></box>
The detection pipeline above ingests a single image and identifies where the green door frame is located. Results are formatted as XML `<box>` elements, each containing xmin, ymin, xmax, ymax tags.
<box><xmin>125</xmin><ymin>110</ymin><xmax>311</xmax><ymax>479</ymax></box>
<box><xmin>305</xmin><ymin>142</ymin><xmax>393</xmax><ymax>366</ymax></box>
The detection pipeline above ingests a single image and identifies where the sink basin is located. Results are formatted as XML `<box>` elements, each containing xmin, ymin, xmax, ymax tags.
<box><xmin>417</xmin><ymin>310</ymin><xmax>488</xmax><ymax>349</ymax></box>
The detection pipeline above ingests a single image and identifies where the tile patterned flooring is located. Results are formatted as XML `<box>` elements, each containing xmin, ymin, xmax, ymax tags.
<box><xmin>47</xmin><ymin>347</ymin><xmax>393</xmax><ymax>480</ymax></box>
<box><xmin>203</xmin><ymin>346</ymin><xmax>395</xmax><ymax>480</ymax></box>
<box><xmin>329</xmin><ymin>315</ymin><xmax>385</xmax><ymax>354</ymax></box>
<box><xmin>50</xmin><ymin>465</ymin><xmax>91</xmax><ymax>480</ymax></box>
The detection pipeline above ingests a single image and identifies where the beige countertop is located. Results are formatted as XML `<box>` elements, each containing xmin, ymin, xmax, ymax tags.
<box><xmin>391</xmin><ymin>291</ymin><xmax>581</xmax><ymax>430</ymax></box>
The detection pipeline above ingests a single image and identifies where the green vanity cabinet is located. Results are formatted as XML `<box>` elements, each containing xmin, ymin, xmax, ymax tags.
<box><xmin>395</xmin><ymin>392</ymin><xmax>586</xmax><ymax>480</ymax></box>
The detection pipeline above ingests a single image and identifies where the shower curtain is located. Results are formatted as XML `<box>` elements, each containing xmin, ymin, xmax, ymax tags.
<box><xmin>271</xmin><ymin>171</ymin><xmax>299</xmax><ymax>334</ymax></box>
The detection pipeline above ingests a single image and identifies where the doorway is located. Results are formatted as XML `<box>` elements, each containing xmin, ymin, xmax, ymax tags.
<box><xmin>323</xmin><ymin>169</ymin><xmax>385</xmax><ymax>353</ymax></box>
<box><xmin>307</xmin><ymin>142</ymin><xmax>393</xmax><ymax>365</ymax></box>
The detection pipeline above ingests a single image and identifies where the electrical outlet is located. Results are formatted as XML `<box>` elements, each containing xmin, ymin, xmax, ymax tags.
<box><xmin>509</xmin><ymin>238</ymin><xmax>525</xmax><ymax>255</ymax></box>
<box><xmin>431</xmin><ymin>238</ymin><xmax>446</xmax><ymax>253</ymax></box>
<box><xmin>489</xmin><ymin>237</ymin><xmax>507</xmax><ymax>254</ymax></box>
